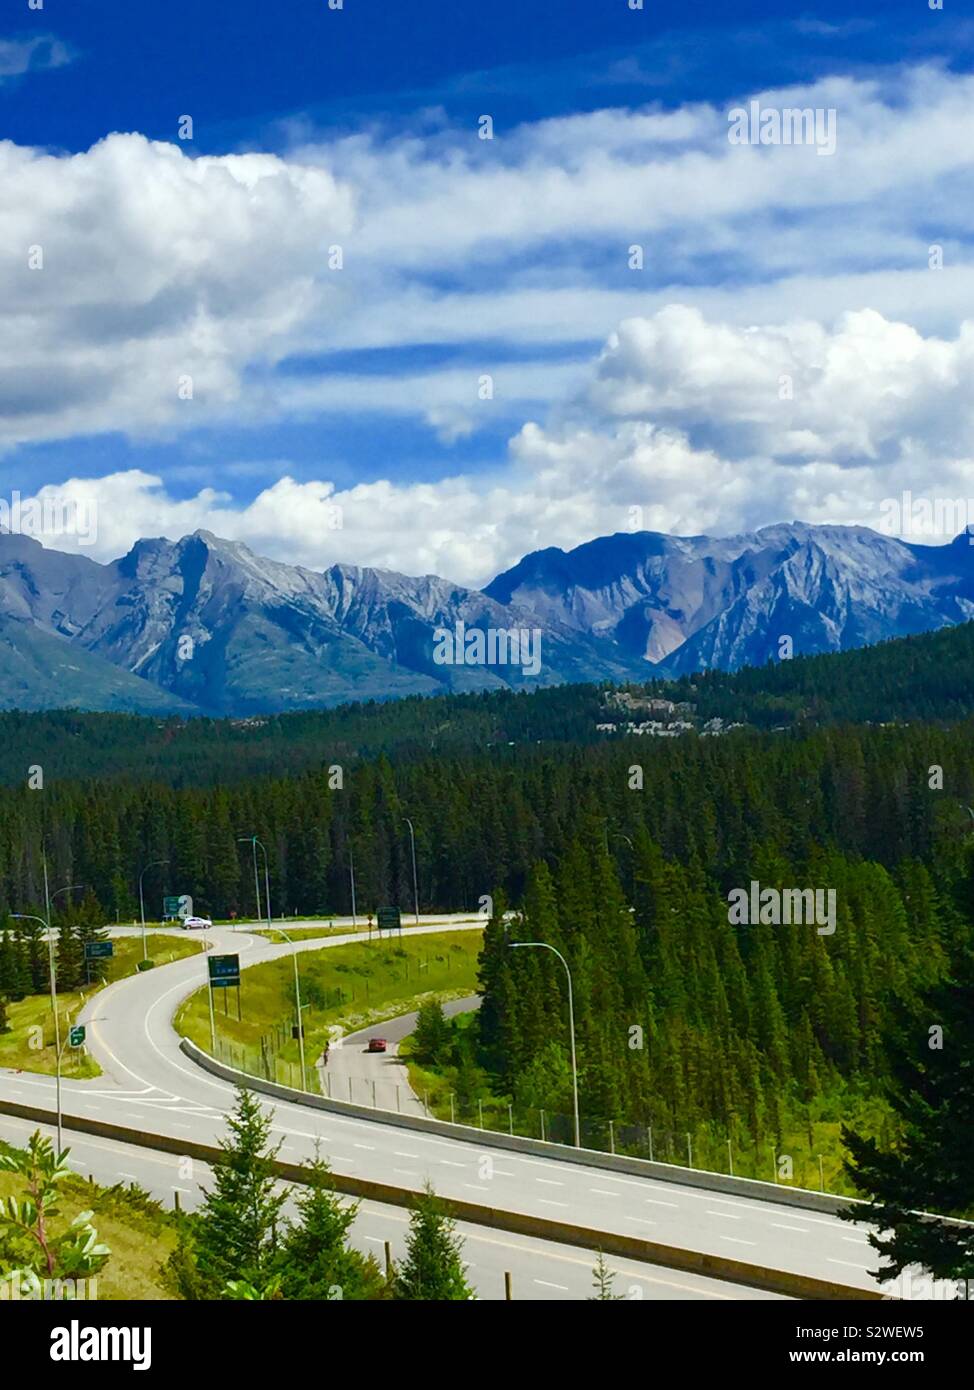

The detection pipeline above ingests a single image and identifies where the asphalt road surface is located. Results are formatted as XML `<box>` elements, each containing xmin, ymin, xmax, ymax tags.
<box><xmin>0</xmin><ymin>922</ymin><xmax>898</xmax><ymax>1298</ymax></box>
<box><xmin>321</xmin><ymin>995</ymin><xmax>481</xmax><ymax>1114</ymax></box>
<box><xmin>0</xmin><ymin>1110</ymin><xmax>782</xmax><ymax>1301</ymax></box>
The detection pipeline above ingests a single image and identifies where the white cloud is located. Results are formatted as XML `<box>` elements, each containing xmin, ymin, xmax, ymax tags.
<box><xmin>0</xmin><ymin>134</ymin><xmax>353</xmax><ymax>448</ymax></box>
<box><xmin>0</xmin><ymin>35</ymin><xmax>72</xmax><ymax>82</ymax></box>
<box><xmin>7</xmin><ymin>64</ymin><xmax>974</xmax><ymax>580</ymax></box>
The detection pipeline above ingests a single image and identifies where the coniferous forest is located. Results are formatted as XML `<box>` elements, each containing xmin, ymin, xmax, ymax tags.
<box><xmin>1</xmin><ymin>621</ymin><xmax>974</xmax><ymax>1195</ymax></box>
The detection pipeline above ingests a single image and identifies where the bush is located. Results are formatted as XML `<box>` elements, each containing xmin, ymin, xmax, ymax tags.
<box><xmin>136</xmin><ymin>959</ymin><xmax>156</xmax><ymax>972</ymax></box>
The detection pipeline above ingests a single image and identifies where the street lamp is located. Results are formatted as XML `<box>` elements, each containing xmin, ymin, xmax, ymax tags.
<box><xmin>237</xmin><ymin>836</ymin><xmax>263</xmax><ymax>928</ymax></box>
<box><xmin>404</xmin><ymin>817</ymin><xmax>420</xmax><ymax>924</ymax></box>
<box><xmin>138</xmin><ymin>859</ymin><xmax>168</xmax><ymax>961</ymax></box>
<box><xmin>240</xmin><ymin>835</ymin><xmax>306</xmax><ymax>1091</ymax></box>
<box><xmin>508</xmin><ymin>940</ymin><xmax>580</xmax><ymax>1148</ymax></box>
<box><xmin>349</xmin><ymin>846</ymin><xmax>357</xmax><ymax>928</ymax></box>
<box><xmin>12</xmin><ymin>904</ymin><xmax>63</xmax><ymax>1153</ymax></box>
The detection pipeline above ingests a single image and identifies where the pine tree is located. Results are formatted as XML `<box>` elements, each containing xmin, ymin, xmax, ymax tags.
<box><xmin>393</xmin><ymin>1187</ymin><xmax>474</xmax><ymax>1301</ymax></box>
<box><xmin>590</xmin><ymin>1249</ymin><xmax>623</xmax><ymax>1300</ymax></box>
<box><xmin>413</xmin><ymin>999</ymin><xmax>450</xmax><ymax>1066</ymax></box>
<box><xmin>275</xmin><ymin>1154</ymin><xmax>385</xmax><ymax>1300</ymax></box>
<box><xmin>841</xmin><ymin>948</ymin><xmax>974</xmax><ymax>1294</ymax></box>
<box><xmin>177</xmin><ymin>1087</ymin><xmax>287</xmax><ymax>1297</ymax></box>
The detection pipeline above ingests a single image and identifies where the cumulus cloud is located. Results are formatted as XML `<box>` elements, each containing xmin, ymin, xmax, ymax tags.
<box><xmin>7</xmin><ymin>64</ymin><xmax>974</xmax><ymax>580</ymax></box>
<box><xmin>0</xmin><ymin>134</ymin><xmax>353</xmax><ymax>447</ymax></box>
<box><xmin>587</xmin><ymin>305</ymin><xmax>974</xmax><ymax>462</ymax></box>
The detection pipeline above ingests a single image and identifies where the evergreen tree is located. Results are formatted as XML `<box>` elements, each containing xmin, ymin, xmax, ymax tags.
<box><xmin>589</xmin><ymin>1249</ymin><xmax>623</xmax><ymax>1300</ymax></box>
<box><xmin>393</xmin><ymin>1187</ymin><xmax>474</xmax><ymax>1301</ymax></box>
<box><xmin>173</xmin><ymin>1087</ymin><xmax>287</xmax><ymax>1298</ymax></box>
<box><xmin>413</xmin><ymin>999</ymin><xmax>450</xmax><ymax>1066</ymax></box>
<box><xmin>841</xmin><ymin>946</ymin><xmax>974</xmax><ymax>1293</ymax></box>
<box><xmin>274</xmin><ymin>1154</ymin><xmax>385</xmax><ymax>1301</ymax></box>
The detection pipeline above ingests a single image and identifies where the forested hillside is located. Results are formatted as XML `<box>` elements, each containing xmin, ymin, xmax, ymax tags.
<box><xmin>2</xmin><ymin>621</ymin><xmax>973</xmax><ymax>1190</ymax></box>
<box><xmin>0</xmin><ymin>620</ymin><xmax>972</xmax><ymax>788</ymax></box>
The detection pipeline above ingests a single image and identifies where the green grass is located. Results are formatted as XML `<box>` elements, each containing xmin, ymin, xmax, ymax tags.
<box><xmin>175</xmin><ymin>930</ymin><xmax>483</xmax><ymax>1090</ymax></box>
<box><xmin>0</xmin><ymin>936</ymin><xmax>204</xmax><ymax>1079</ymax></box>
<box><xmin>0</xmin><ymin>1144</ymin><xmax>178</xmax><ymax>1300</ymax></box>
<box><xmin>252</xmin><ymin>921</ymin><xmax>454</xmax><ymax>944</ymax></box>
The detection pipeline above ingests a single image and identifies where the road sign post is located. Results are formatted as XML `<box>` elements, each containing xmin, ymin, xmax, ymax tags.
<box><xmin>83</xmin><ymin>938</ymin><xmax>114</xmax><ymax>985</ymax></box>
<box><xmin>207</xmin><ymin>954</ymin><xmax>241</xmax><ymax>1054</ymax></box>
<box><xmin>377</xmin><ymin>907</ymin><xmax>402</xmax><ymax>937</ymax></box>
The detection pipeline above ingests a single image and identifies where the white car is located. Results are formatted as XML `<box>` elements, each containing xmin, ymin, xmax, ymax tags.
<box><xmin>182</xmin><ymin>915</ymin><xmax>213</xmax><ymax>930</ymax></box>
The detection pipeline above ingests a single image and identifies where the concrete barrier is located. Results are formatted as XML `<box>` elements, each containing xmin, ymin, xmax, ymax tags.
<box><xmin>182</xmin><ymin>1037</ymin><xmax>864</xmax><ymax>1218</ymax></box>
<box><xmin>0</xmin><ymin>1095</ymin><xmax>883</xmax><ymax>1301</ymax></box>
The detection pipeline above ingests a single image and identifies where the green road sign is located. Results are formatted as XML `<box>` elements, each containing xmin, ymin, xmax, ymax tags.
<box><xmin>208</xmin><ymin>953</ymin><xmax>241</xmax><ymax>988</ymax></box>
<box><xmin>377</xmin><ymin>907</ymin><xmax>402</xmax><ymax>932</ymax></box>
<box><xmin>83</xmin><ymin>940</ymin><xmax>114</xmax><ymax>960</ymax></box>
<box><xmin>163</xmin><ymin>895</ymin><xmax>182</xmax><ymax>918</ymax></box>
<box><xmin>68</xmin><ymin>1025</ymin><xmax>86</xmax><ymax>1048</ymax></box>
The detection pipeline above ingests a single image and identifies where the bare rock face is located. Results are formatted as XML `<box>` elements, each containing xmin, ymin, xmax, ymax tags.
<box><xmin>2</xmin><ymin>521</ymin><xmax>973</xmax><ymax>714</ymax></box>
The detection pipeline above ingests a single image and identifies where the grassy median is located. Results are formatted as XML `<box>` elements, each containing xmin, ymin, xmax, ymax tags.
<box><xmin>0</xmin><ymin>936</ymin><xmax>205</xmax><ymax>1080</ymax></box>
<box><xmin>175</xmin><ymin>930</ymin><xmax>483</xmax><ymax>1090</ymax></box>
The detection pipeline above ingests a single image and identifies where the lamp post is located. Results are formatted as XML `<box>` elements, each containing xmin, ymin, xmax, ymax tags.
<box><xmin>349</xmin><ymin>847</ymin><xmax>357</xmax><ymax>928</ymax></box>
<box><xmin>12</xmin><ymin>904</ymin><xmax>63</xmax><ymax>1152</ymax></box>
<box><xmin>138</xmin><ymin>859</ymin><xmax>168</xmax><ymax>961</ymax></box>
<box><xmin>508</xmin><ymin>940</ymin><xmax>580</xmax><ymax>1148</ymax></box>
<box><xmin>240</xmin><ymin>835</ymin><xmax>306</xmax><ymax>1091</ymax></box>
<box><xmin>404</xmin><ymin>817</ymin><xmax>419</xmax><ymax>924</ymax></box>
<box><xmin>237</xmin><ymin>835</ymin><xmax>262</xmax><ymax>927</ymax></box>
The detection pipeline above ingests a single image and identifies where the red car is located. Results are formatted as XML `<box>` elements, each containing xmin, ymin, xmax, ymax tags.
<box><xmin>367</xmin><ymin>1037</ymin><xmax>387</xmax><ymax>1054</ymax></box>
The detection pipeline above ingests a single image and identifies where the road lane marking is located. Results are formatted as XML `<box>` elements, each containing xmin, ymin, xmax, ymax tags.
<box><xmin>720</xmin><ymin>1236</ymin><xmax>757</xmax><ymax>1246</ymax></box>
<box><xmin>534</xmin><ymin>1279</ymin><xmax>569</xmax><ymax>1291</ymax></box>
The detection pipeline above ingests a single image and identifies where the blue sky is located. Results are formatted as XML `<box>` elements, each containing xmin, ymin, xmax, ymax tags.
<box><xmin>2</xmin><ymin>1</ymin><xmax>973</xmax><ymax>585</ymax></box>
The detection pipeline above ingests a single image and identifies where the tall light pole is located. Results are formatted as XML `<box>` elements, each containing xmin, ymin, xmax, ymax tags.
<box><xmin>349</xmin><ymin>846</ymin><xmax>357</xmax><ymax>928</ymax></box>
<box><xmin>404</xmin><ymin>817</ymin><xmax>419</xmax><ymax>924</ymax></box>
<box><xmin>238</xmin><ymin>835</ymin><xmax>263</xmax><ymax>926</ymax></box>
<box><xmin>241</xmin><ymin>835</ymin><xmax>306</xmax><ymax>1091</ymax></box>
<box><xmin>509</xmin><ymin>940</ymin><xmax>580</xmax><ymax>1148</ymax></box>
<box><xmin>138</xmin><ymin>859</ymin><xmax>168</xmax><ymax>961</ymax></box>
<box><xmin>12</xmin><ymin>906</ymin><xmax>63</xmax><ymax>1153</ymax></box>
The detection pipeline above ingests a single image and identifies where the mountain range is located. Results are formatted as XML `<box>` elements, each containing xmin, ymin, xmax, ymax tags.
<box><xmin>1</xmin><ymin>521</ymin><xmax>973</xmax><ymax>715</ymax></box>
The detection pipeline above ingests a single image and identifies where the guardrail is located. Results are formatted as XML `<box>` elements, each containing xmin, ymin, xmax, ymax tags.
<box><xmin>183</xmin><ymin>1037</ymin><xmax>865</xmax><ymax>1218</ymax></box>
<box><xmin>0</xmin><ymin>1095</ymin><xmax>883</xmax><ymax>1301</ymax></box>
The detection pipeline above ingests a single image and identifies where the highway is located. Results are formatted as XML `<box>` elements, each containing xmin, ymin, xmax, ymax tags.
<box><xmin>0</xmin><ymin>921</ymin><xmax>889</xmax><ymax>1298</ymax></box>
<box><xmin>0</xmin><ymin>1110</ymin><xmax>779</xmax><ymax>1301</ymax></box>
<box><xmin>323</xmin><ymin>995</ymin><xmax>481</xmax><ymax>1113</ymax></box>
